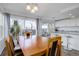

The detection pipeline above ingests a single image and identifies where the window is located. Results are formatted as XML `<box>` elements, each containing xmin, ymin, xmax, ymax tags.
<box><xmin>25</xmin><ymin>20</ymin><xmax>36</xmax><ymax>29</ymax></box>
<box><xmin>10</xmin><ymin>15</ymin><xmax>36</xmax><ymax>35</ymax></box>
<box><xmin>25</xmin><ymin>20</ymin><xmax>32</xmax><ymax>29</ymax></box>
<box><xmin>25</xmin><ymin>19</ymin><xmax>36</xmax><ymax>35</ymax></box>
<box><xmin>41</xmin><ymin>23</ymin><xmax>55</xmax><ymax>36</ymax></box>
<box><xmin>42</xmin><ymin>24</ymin><xmax>48</xmax><ymax>29</ymax></box>
<box><xmin>41</xmin><ymin>23</ymin><xmax>48</xmax><ymax>36</ymax></box>
<box><xmin>10</xmin><ymin>16</ymin><xmax>25</xmax><ymax>31</ymax></box>
<box><xmin>0</xmin><ymin>13</ymin><xmax>4</xmax><ymax>40</ymax></box>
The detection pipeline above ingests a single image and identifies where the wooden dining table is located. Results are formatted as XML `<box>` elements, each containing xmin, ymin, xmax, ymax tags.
<box><xmin>19</xmin><ymin>35</ymin><xmax>61</xmax><ymax>56</ymax></box>
<box><xmin>19</xmin><ymin>35</ymin><xmax>49</xmax><ymax>56</ymax></box>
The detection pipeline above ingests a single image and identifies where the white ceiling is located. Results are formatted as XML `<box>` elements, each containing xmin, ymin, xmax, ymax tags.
<box><xmin>0</xmin><ymin>3</ymin><xmax>79</xmax><ymax>22</ymax></box>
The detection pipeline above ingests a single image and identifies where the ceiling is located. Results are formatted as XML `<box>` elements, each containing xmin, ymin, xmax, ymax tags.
<box><xmin>0</xmin><ymin>3</ymin><xmax>79</xmax><ymax>22</ymax></box>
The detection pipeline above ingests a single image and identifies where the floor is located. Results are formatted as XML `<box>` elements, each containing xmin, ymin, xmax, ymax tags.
<box><xmin>0</xmin><ymin>47</ymin><xmax>6</xmax><ymax>56</ymax></box>
<box><xmin>1</xmin><ymin>47</ymin><xmax>79</xmax><ymax>56</ymax></box>
<box><xmin>62</xmin><ymin>48</ymin><xmax>79</xmax><ymax>56</ymax></box>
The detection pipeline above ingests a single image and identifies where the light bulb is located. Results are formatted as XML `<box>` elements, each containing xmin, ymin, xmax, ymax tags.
<box><xmin>69</xmin><ymin>14</ymin><xmax>72</xmax><ymax>16</ymax></box>
<box><xmin>71</xmin><ymin>16</ymin><xmax>75</xmax><ymax>18</ymax></box>
<box><xmin>26</xmin><ymin>5</ymin><xmax>31</xmax><ymax>10</ymax></box>
<box><xmin>33</xmin><ymin>6</ymin><xmax>38</xmax><ymax>11</ymax></box>
<box><xmin>31</xmin><ymin>9</ymin><xmax>35</xmax><ymax>13</ymax></box>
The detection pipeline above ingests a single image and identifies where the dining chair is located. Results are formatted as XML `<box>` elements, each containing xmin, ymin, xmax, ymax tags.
<box><xmin>46</xmin><ymin>36</ymin><xmax>61</xmax><ymax>56</ymax></box>
<box><xmin>24</xmin><ymin>32</ymin><xmax>31</xmax><ymax>38</ymax></box>
<box><xmin>56</xmin><ymin>36</ymin><xmax>61</xmax><ymax>56</ymax></box>
<box><xmin>5</xmin><ymin>39</ymin><xmax>12</xmax><ymax>56</ymax></box>
<box><xmin>6</xmin><ymin>35</ymin><xmax>24</xmax><ymax>56</ymax></box>
<box><xmin>9</xmin><ymin>35</ymin><xmax>15</xmax><ymax>47</ymax></box>
<box><xmin>8</xmin><ymin>35</ymin><xmax>21</xmax><ymax>51</ymax></box>
<box><xmin>50</xmin><ymin>40</ymin><xmax>58</xmax><ymax>56</ymax></box>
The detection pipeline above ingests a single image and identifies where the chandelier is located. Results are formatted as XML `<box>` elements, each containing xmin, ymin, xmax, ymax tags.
<box><xmin>26</xmin><ymin>3</ymin><xmax>38</xmax><ymax>13</ymax></box>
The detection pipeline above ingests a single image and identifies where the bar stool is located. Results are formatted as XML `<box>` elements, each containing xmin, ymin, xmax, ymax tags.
<box><xmin>66</xmin><ymin>35</ymin><xmax>72</xmax><ymax>50</ymax></box>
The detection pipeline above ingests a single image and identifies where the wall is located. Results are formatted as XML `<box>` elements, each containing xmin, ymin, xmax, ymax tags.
<box><xmin>55</xmin><ymin>17</ymin><xmax>79</xmax><ymax>50</ymax></box>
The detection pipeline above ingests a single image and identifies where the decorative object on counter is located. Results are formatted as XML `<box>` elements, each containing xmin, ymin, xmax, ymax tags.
<box><xmin>66</xmin><ymin>36</ymin><xmax>72</xmax><ymax>50</ymax></box>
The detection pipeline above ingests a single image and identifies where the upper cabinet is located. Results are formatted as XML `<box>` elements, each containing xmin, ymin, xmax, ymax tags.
<box><xmin>55</xmin><ymin>18</ymin><xmax>79</xmax><ymax>32</ymax></box>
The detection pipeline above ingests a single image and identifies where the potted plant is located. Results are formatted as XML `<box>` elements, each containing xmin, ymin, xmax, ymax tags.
<box><xmin>10</xmin><ymin>20</ymin><xmax>20</xmax><ymax>44</ymax></box>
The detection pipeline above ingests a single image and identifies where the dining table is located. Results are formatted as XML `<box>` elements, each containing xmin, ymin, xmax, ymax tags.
<box><xmin>19</xmin><ymin>35</ymin><xmax>61</xmax><ymax>56</ymax></box>
<box><xmin>19</xmin><ymin>35</ymin><xmax>49</xmax><ymax>56</ymax></box>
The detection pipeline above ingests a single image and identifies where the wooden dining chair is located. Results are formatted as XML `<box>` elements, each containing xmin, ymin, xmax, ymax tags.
<box><xmin>50</xmin><ymin>40</ymin><xmax>58</xmax><ymax>56</ymax></box>
<box><xmin>8</xmin><ymin>35</ymin><xmax>21</xmax><ymax>51</ymax></box>
<box><xmin>9</xmin><ymin>35</ymin><xmax>15</xmax><ymax>48</ymax></box>
<box><xmin>7</xmin><ymin>35</ymin><xmax>24</xmax><ymax>56</ymax></box>
<box><xmin>56</xmin><ymin>36</ymin><xmax>61</xmax><ymax>56</ymax></box>
<box><xmin>5</xmin><ymin>40</ymin><xmax>12</xmax><ymax>56</ymax></box>
<box><xmin>24</xmin><ymin>32</ymin><xmax>31</xmax><ymax>38</ymax></box>
<box><xmin>46</xmin><ymin>36</ymin><xmax>61</xmax><ymax>56</ymax></box>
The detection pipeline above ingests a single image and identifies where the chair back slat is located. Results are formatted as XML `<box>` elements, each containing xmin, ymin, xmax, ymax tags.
<box><xmin>56</xmin><ymin>36</ymin><xmax>61</xmax><ymax>56</ymax></box>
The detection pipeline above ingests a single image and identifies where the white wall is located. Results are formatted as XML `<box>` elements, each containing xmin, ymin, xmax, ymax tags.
<box><xmin>55</xmin><ymin>17</ymin><xmax>79</xmax><ymax>50</ymax></box>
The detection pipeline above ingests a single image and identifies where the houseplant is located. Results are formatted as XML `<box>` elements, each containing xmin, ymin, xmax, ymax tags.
<box><xmin>10</xmin><ymin>20</ymin><xmax>20</xmax><ymax>44</ymax></box>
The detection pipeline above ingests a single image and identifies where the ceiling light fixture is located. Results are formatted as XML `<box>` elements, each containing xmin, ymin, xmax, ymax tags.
<box><xmin>26</xmin><ymin>5</ymin><xmax>31</xmax><ymax>10</ymax></box>
<box><xmin>26</xmin><ymin>4</ymin><xmax>38</xmax><ymax>13</ymax></box>
<box><xmin>71</xmin><ymin>16</ymin><xmax>75</xmax><ymax>18</ymax></box>
<box><xmin>68</xmin><ymin>13</ymin><xmax>75</xmax><ymax>18</ymax></box>
<box><xmin>33</xmin><ymin>6</ymin><xmax>38</xmax><ymax>11</ymax></box>
<box><xmin>31</xmin><ymin>9</ymin><xmax>35</xmax><ymax>13</ymax></box>
<box><xmin>69</xmin><ymin>14</ymin><xmax>72</xmax><ymax>16</ymax></box>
